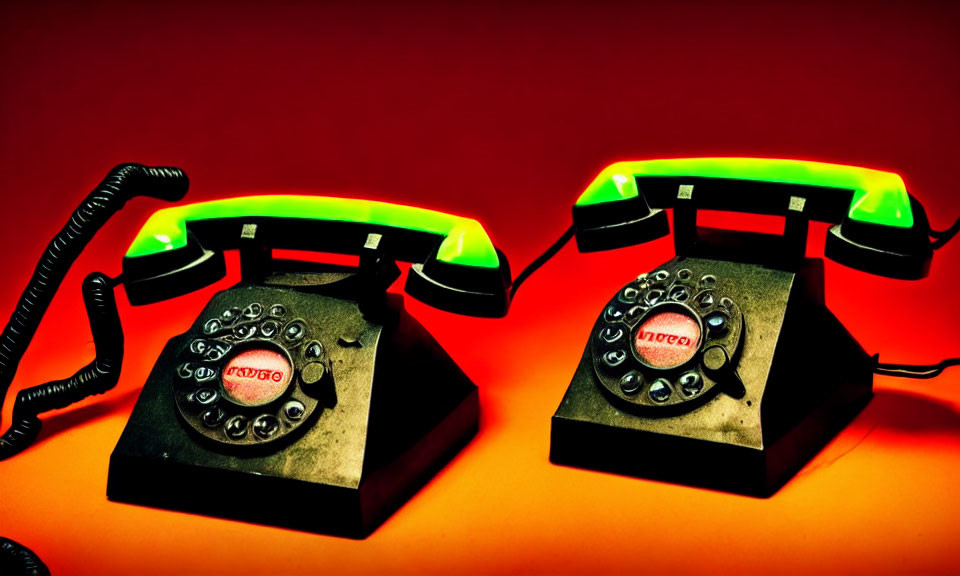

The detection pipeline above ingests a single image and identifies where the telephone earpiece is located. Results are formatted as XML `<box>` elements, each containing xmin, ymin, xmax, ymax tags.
<box><xmin>122</xmin><ymin>195</ymin><xmax>511</xmax><ymax>316</ymax></box>
<box><xmin>572</xmin><ymin>158</ymin><xmax>934</xmax><ymax>278</ymax></box>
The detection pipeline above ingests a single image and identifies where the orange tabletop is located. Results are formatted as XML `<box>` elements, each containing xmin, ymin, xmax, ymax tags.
<box><xmin>1</xmin><ymin>1</ymin><xmax>959</xmax><ymax>574</ymax></box>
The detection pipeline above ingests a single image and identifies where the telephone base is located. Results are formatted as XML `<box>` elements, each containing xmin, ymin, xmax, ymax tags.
<box><xmin>550</xmin><ymin>257</ymin><xmax>873</xmax><ymax>496</ymax></box>
<box><xmin>108</xmin><ymin>285</ymin><xmax>477</xmax><ymax>537</ymax></box>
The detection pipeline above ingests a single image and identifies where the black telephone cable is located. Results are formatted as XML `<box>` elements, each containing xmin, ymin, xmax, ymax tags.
<box><xmin>0</xmin><ymin>164</ymin><xmax>187</xmax><ymax>460</ymax></box>
<box><xmin>873</xmin><ymin>356</ymin><xmax>960</xmax><ymax>379</ymax></box>
<box><xmin>929</xmin><ymin>216</ymin><xmax>960</xmax><ymax>250</ymax></box>
<box><xmin>0</xmin><ymin>272</ymin><xmax>124</xmax><ymax>459</ymax></box>
<box><xmin>509</xmin><ymin>224</ymin><xmax>575</xmax><ymax>298</ymax></box>
<box><xmin>0</xmin><ymin>537</ymin><xmax>49</xmax><ymax>576</ymax></box>
<box><xmin>877</xmin><ymin>214</ymin><xmax>960</xmax><ymax>376</ymax></box>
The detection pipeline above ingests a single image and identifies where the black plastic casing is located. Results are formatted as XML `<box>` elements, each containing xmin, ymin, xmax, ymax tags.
<box><xmin>108</xmin><ymin>283</ymin><xmax>478</xmax><ymax>537</ymax></box>
<box><xmin>552</xmin><ymin>257</ymin><xmax>873</xmax><ymax>496</ymax></box>
<box><xmin>572</xmin><ymin>195</ymin><xmax>669</xmax><ymax>253</ymax></box>
<box><xmin>825</xmin><ymin>196</ymin><xmax>933</xmax><ymax>280</ymax></box>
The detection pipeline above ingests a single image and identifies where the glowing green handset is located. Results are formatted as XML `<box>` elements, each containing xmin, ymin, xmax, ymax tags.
<box><xmin>123</xmin><ymin>194</ymin><xmax>511</xmax><ymax>316</ymax></box>
<box><xmin>572</xmin><ymin>158</ymin><xmax>933</xmax><ymax>278</ymax></box>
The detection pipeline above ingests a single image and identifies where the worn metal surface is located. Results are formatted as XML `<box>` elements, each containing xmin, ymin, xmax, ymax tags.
<box><xmin>108</xmin><ymin>277</ymin><xmax>478</xmax><ymax>537</ymax></box>
<box><xmin>551</xmin><ymin>257</ymin><xmax>872</xmax><ymax>496</ymax></box>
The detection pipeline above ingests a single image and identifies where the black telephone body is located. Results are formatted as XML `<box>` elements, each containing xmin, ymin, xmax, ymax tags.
<box><xmin>550</xmin><ymin>159</ymin><xmax>937</xmax><ymax>496</ymax></box>
<box><xmin>111</xmin><ymin>284</ymin><xmax>482</xmax><ymax>537</ymax></box>
<box><xmin>108</xmin><ymin>195</ymin><xmax>512</xmax><ymax>537</ymax></box>
<box><xmin>0</xmin><ymin>165</ymin><xmax>511</xmax><ymax>538</ymax></box>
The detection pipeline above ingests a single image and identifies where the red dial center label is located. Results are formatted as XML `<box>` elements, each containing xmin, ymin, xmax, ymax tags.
<box><xmin>222</xmin><ymin>348</ymin><xmax>292</xmax><ymax>406</ymax></box>
<box><xmin>634</xmin><ymin>311</ymin><xmax>701</xmax><ymax>368</ymax></box>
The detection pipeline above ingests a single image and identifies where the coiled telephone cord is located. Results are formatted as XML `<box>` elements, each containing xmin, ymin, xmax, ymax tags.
<box><xmin>0</xmin><ymin>164</ymin><xmax>187</xmax><ymax>460</ymax></box>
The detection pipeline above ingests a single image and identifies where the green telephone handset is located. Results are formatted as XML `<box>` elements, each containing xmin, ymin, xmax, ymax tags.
<box><xmin>0</xmin><ymin>164</ymin><xmax>512</xmax><ymax>538</ymax></box>
<box><xmin>573</xmin><ymin>157</ymin><xmax>933</xmax><ymax>278</ymax></box>
<box><xmin>551</xmin><ymin>157</ymin><xmax>950</xmax><ymax>496</ymax></box>
<box><xmin>123</xmin><ymin>194</ymin><xmax>510</xmax><ymax>315</ymax></box>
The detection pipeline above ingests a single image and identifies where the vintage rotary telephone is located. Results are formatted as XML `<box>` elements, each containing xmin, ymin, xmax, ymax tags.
<box><xmin>546</xmin><ymin>158</ymin><xmax>958</xmax><ymax>496</ymax></box>
<box><xmin>0</xmin><ymin>164</ymin><xmax>511</xmax><ymax>540</ymax></box>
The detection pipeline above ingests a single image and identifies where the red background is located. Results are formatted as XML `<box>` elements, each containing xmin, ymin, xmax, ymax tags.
<box><xmin>2</xmin><ymin>1</ymin><xmax>959</xmax><ymax>574</ymax></box>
